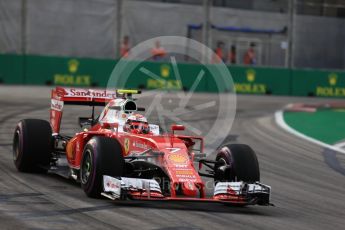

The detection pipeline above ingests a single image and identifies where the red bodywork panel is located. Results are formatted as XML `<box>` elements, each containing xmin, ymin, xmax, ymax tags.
<box><xmin>65</xmin><ymin>127</ymin><xmax>206</xmax><ymax>197</ymax></box>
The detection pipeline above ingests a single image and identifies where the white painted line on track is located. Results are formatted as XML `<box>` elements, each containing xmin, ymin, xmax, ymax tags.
<box><xmin>334</xmin><ymin>142</ymin><xmax>345</xmax><ymax>149</ymax></box>
<box><xmin>275</xmin><ymin>110</ymin><xmax>345</xmax><ymax>155</ymax></box>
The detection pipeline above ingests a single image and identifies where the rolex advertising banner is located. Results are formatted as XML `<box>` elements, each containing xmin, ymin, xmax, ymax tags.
<box><xmin>24</xmin><ymin>55</ymin><xmax>116</xmax><ymax>86</ymax></box>
<box><xmin>292</xmin><ymin>69</ymin><xmax>345</xmax><ymax>97</ymax></box>
<box><xmin>228</xmin><ymin>66</ymin><xmax>291</xmax><ymax>95</ymax></box>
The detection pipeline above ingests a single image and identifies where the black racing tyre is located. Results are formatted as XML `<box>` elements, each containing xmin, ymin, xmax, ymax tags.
<box><xmin>214</xmin><ymin>144</ymin><xmax>260</xmax><ymax>183</ymax></box>
<box><xmin>80</xmin><ymin>136</ymin><xmax>125</xmax><ymax>198</ymax></box>
<box><xmin>13</xmin><ymin>119</ymin><xmax>52</xmax><ymax>173</ymax></box>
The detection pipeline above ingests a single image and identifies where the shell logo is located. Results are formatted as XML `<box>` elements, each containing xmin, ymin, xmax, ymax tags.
<box><xmin>168</xmin><ymin>154</ymin><xmax>187</xmax><ymax>164</ymax></box>
<box><xmin>176</xmin><ymin>170</ymin><xmax>193</xmax><ymax>175</ymax></box>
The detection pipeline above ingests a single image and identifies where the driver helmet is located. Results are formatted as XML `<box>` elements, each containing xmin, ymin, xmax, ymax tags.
<box><xmin>124</xmin><ymin>114</ymin><xmax>150</xmax><ymax>134</ymax></box>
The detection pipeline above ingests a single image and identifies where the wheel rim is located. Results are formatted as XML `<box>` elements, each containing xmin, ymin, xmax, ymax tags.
<box><xmin>218</xmin><ymin>158</ymin><xmax>227</xmax><ymax>166</ymax></box>
<box><xmin>215</xmin><ymin>157</ymin><xmax>228</xmax><ymax>171</ymax></box>
<box><xmin>81</xmin><ymin>149</ymin><xmax>93</xmax><ymax>184</ymax></box>
<box><xmin>13</xmin><ymin>130</ymin><xmax>20</xmax><ymax>161</ymax></box>
<box><xmin>215</xmin><ymin>154</ymin><xmax>235</xmax><ymax>183</ymax></box>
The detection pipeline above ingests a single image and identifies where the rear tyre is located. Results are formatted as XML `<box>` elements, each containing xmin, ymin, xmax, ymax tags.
<box><xmin>80</xmin><ymin>136</ymin><xmax>125</xmax><ymax>198</ymax></box>
<box><xmin>13</xmin><ymin>119</ymin><xmax>52</xmax><ymax>173</ymax></box>
<box><xmin>214</xmin><ymin>144</ymin><xmax>260</xmax><ymax>183</ymax></box>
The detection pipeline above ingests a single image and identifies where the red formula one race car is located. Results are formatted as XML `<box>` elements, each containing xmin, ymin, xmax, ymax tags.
<box><xmin>13</xmin><ymin>87</ymin><xmax>271</xmax><ymax>206</ymax></box>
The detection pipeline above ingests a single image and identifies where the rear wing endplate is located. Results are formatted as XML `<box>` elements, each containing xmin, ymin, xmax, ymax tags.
<box><xmin>50</xmin><ymin>87</ymin><xmax>114</xmax><ymax>134</ymax></box>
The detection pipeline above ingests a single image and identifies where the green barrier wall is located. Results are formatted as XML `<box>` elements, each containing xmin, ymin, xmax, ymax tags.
<box><xmin>292</xmin><ymin>69</ymin><xmax>345</xmax><ymax>97</ymax></box>
<box><xmin>0</xmin><ymin>54</ymin><xmax>24</xmax><ymax>84</ymax></box>
<box><xmin>1</xmin><ymin>53</ymin><xmax>345</xmax><ymax>97</ymax></box>
<box><xmin>110</xmin><ymin>62</ymin><xmax>289</xmax><ymax>94</ymax></box>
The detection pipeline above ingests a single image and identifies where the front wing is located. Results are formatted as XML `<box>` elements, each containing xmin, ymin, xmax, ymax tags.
<box><xmin>102</xmin><ymin>175</ymin><xmax>271</xmax><ymax>206</ymax></box>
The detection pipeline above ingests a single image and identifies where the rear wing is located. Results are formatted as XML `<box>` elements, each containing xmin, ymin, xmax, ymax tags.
<box><xmin>52</xmin><ymin>87</ymin><xmax>117</xmax><ymax>106</ymax></box>
<box><xmin>50</xmin><ymin>87</ymin><xmax>141</xmax><ymax>134</ymax></box>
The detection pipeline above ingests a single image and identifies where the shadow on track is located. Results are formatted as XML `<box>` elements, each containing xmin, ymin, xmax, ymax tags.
<box><xmin>323</xmin><ymin>148</ymin><xmax>345</xmax><ymax>176</ymax></box>
<box><xmin>112</xmin><ymin>200</ymin><xmax>276</xmax><ymax>216</ymax></box>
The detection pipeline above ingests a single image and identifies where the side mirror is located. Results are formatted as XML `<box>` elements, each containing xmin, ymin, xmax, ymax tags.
<box><xmin>171</xmin><ymin>124</ymin><xmax>185</xmax><ymax>132</ymax></box>
<box><xmin>79</xmin><ymin>117</ymin><xmax>93</xmax><ymax>128</ymax></box>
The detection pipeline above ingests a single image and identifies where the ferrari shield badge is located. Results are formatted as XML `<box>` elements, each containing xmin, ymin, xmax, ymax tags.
<box><xmin>124</xmin><ymin>138</ymin><xmax>130</xmax><ymax>155</ymax></box>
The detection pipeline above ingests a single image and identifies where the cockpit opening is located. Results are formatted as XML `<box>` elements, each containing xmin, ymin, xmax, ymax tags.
<box><xmin>124</xmin><ymin>101</ymin><xmax>137</xmax><ymax>111</ymax></box>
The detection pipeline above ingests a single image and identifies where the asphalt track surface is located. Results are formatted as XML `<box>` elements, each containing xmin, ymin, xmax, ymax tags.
<box><xmin>0</xmin><ymin>85</ymin><xmax>345</xmax><ymax>230</ymax></box>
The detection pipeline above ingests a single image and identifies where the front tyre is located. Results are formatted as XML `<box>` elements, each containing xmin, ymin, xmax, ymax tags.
<box><xmin>214</xmin><ymin>144</ymin><xmax>260</xmax><ymax>184</ymax></box>
<box><xmin>13</xmin><ymin>119</ymin><xmax>52</xmax><ymax>173</ymax></box>
<box><xmin>80</xmin><ymin>136</ymin><xmax>125</xmax><ymax>198</ymax></box>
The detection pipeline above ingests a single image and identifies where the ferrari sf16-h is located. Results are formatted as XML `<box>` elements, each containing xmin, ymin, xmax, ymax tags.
<box><xmin>13</xmin><ymin>87</ymin><xmax>271</xmax><ymax>206</ymax></box>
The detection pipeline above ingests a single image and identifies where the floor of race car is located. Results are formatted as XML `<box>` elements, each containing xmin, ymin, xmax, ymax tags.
<box><xmin>0</xmin><ymin>86</ymin><xmax>345</xmax><ymax>230</ymax></box>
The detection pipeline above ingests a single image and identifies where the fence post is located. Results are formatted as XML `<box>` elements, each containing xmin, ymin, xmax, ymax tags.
<box><xmin>115</xmin><ymin>0</ymin><xmax>123</xmax><ymax>59</ymax></box>
<box><xmin>287</xmin><ymin>0</ymin><xmax>296</xmax><ymax>69</ymax></box>
<box><xmin>202</xmin><ymin>0</ymin><xmax>212</xmax><ymax>64</ymax></box>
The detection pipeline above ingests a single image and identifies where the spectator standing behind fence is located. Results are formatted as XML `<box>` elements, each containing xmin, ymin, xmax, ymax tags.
<box><xmin>151</xmin><ymin>40</ymin><xmax>166</xmax><ymax>61</ymax></box>
<box><xmin>243</xmin><ymin>42</ymin><xmax>256</xmax><ymax>65</ymax></box>
<box><xmin>228</xmin><ymin>45</ymin><xmax>236</xmax><ymax>64</ymax></box>
<box><xmin>120</xmin><ymin>35</ymin><xmax>130</xmax><ymax>58</ymax></box>
<box><xmin>212</xmin><ymin>41</ymin><xmax>225</xmax><ymax>63</ymax></box>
